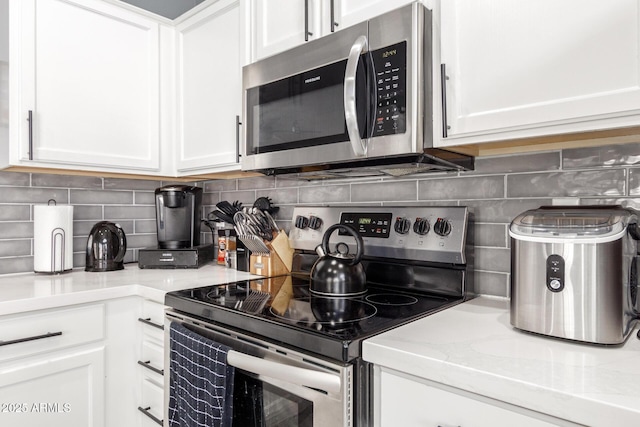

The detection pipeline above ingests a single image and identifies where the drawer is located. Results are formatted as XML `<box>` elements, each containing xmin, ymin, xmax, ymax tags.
<box><xmin>141</xmin><ymin>299</ymin><xmax>165</xmax><ymax>327</ymax></box>
<box><xmin>138</xmin><ymin>340</ymin><xmax>164</xmax><ymax>378</ymax></box>
<box><xmin>139</xmin><ymin>300</ymin><xmax>165</xmax><ymax>343</ymax></box>
<box><xmin>139</xmin><ymin>377</ymin><xmax>164</xmax><ymax>426</ymax></box>
<box><xmin>0</xmin><ymin>304</ymin><xmax>104</xmax><ymax>363</ymax></box>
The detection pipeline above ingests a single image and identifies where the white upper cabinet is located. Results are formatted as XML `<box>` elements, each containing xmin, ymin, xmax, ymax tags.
<box><xmin>251</xmin><ymin>0</ymin><xmax>414</xmax><ymax>62</ymax></box>
<box><xmin>334</xmin><ymin>0</ymin><xmax>414</xmax><ymax>31</ymax></box>
<box><xmin>251</xmin><ymin>0</ymin><xmax>321</xmax><ymax>61</ymax></box>
<box><xmin>175</xmin><ymin>0</ymin><xmax>245</xmax><ymax>175</ymax></box>
<box><xmin>437</xmin><ymin>0</ymin><xmax>640</xmax><ymax>146</ymax></box>
<box><xmin>8</xmin><ymin>0</ymin><xmax>162</xmax><ymax>173</ymax></box>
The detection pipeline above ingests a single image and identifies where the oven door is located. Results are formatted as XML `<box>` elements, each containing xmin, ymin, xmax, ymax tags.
<box><xmin>165</xmin><ymin>311</ymin><xmax>352</xmax><ymax>427</ymax></box>
<box><xmin>242</xmin><ymin>22</ymin><xmax>372</xmax><ymax>172</ymax></box>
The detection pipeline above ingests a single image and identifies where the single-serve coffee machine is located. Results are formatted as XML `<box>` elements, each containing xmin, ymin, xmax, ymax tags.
<box><xmin>138</xmin><ymin>185</ymin><xmax>214</xmax><ymax>268</ymax></box>
<box><xmin>155</xmin><ymin>185</ymin><xmax>202</xmax><ymax>249</ymax></box>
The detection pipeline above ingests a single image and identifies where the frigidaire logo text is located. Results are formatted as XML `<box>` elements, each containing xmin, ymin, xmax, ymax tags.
<box><xmin>382</xmin><ymin>49</ymin><xmax>397</xmax><ymax>58</ymax></box>
<box><xmin>304</xmin><ymin>76</ymin><xmax>321</xmax><ymax>84</ymax></box>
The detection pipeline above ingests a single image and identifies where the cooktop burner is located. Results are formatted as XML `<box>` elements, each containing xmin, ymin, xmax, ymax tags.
<box><xmin>165</xmin><ymin>274</ymin><xmax>461</xmax><ymax>361</ymax></box>
<box><xmin>270</xmin><ymin>297</ymin><xmax>378</xmax><ymax>326</ymax></box>
<box><xmin>365</xmin><ymin>293</ymin><xmax>418</xmax><ymax>306</ymax></box>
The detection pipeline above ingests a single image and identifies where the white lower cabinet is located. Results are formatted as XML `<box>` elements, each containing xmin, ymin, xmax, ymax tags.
<box><xmin>0</xmin><ymin>304</ymin><xmax>106</xmax><ymax>427</ymax></box>
<box><xmin>136</xmin><ymin>299</ymin><xmax>167</xmax><ymax>427</ymax></box>
<box><xmin>104</xmin><ymin>297</ymin><xmax>141</xmax><ymax>427</ymax></box>
<box><xmin>376</xmin><ymin>367</ymin><xmax>579</xmax><ymax>427</ymax></box>
<box><xmin>0</xmin><ymin>297</ymin><xmax>170</xmax><ymax>427</ymax></box>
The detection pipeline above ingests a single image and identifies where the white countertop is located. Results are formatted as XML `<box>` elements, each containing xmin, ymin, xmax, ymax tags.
<box><xmin>363</xmin><ymin>296</ymin><xmax>640</xmax><ymax>426</ymax></box>
<box><xmin>0</xmin><ymin>263</ymin><xmax>258</xmax><ymax>315</ymax></box>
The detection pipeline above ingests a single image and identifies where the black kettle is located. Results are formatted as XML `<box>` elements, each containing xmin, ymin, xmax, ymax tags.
<box><xmin>85</xmin><ymin>221</ymin><xmax>127</xmax><ymax>272</ymax></box>
<box><xmin>310</xmin><ymin>224</ymin><xmax>366</xmax><ymax>296</ymax></box>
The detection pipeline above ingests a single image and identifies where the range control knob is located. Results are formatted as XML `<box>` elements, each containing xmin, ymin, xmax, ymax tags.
<box><xmin>394</xmin><ymin>217</ymin><xmax>411</xmax><ymax>235</ymax></box>
<box><xmin>295</xmin><ymin>215</ymin><xmax>309</xmax><ymax>229</ymax></box>
<box><xmin>434</xmin><ymin>218</ymin><xmax>452</xmax><ymax>236</ymax></box>
<box><xmin>308</xmin><ymin>215</ymin><xmax>323</xmax><ymax>230</ymax></box>
<box><xmin>413</xmin><ymin>218</ymin><xmax>430</xmax><ymax>236</ymax></box>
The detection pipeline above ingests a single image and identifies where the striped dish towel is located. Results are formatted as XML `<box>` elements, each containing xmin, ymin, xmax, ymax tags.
<box><xmin>168</xmin><ymin>322</ymin><xmax>235</xmax><ymax>427</ymax></box>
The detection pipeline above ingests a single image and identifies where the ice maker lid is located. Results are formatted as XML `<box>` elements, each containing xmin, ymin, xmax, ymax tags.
<box><xmin>510</xmin><ymin>206</ymin><xmax>632</xmax><ymax>240</ymax></box>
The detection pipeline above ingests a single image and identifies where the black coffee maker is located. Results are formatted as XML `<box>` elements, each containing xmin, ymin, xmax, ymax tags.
<box><xmin>155</xmin><ymin>185</ymin><xmax>202</xmax><ymax>249</ymax></box>
<box><xmin>138</xmin><ymin>185</ymin><xmax>214</xmax><ymax>268</ymax></box>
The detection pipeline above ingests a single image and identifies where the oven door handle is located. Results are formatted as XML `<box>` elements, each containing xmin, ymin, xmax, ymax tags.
<box><xmin>227</xmin><ymin>350</ymin><xmax>341</xmax><ymax>394</ymax></box>
<box><xmin>344</xmin><ymin>35</ymin><xmax>368</xmax><ymax>157</ymax></box>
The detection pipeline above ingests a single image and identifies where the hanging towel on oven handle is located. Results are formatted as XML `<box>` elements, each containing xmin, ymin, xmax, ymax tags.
<box><xmin>168</xmin><ymin>322</ymin><xmax>235</xmax><ymax>427</ymax></box>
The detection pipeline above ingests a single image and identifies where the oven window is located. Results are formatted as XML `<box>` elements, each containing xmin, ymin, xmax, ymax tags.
<box><xmin>233</xmin><ymin>371</ymin><xmax>313</xmax><ymax>427</ymax></box>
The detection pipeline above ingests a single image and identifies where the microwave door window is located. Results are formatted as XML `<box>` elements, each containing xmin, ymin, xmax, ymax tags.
<box><xmin>246</xmin><ymin>58</ymin><xmax>370</xmax><ymax>156</ymax></box>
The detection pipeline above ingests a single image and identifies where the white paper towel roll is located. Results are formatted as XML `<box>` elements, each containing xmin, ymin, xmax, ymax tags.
<box><xmin>34</xmin><ymin>204</ymin><xmax>73</xmax><ymax>273</ymax></box>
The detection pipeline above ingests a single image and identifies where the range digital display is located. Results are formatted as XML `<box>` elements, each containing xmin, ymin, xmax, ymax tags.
<box><xmin>340</xmin><ymin>212</ymin><xmax>392</xmax><ymax>238</ymax></box>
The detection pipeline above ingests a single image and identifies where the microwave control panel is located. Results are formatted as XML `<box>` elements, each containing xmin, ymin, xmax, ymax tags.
<box><xmin>372</xmin><ymin>41</ymin><xmax>407</xmax><ymax>137</ymax></box>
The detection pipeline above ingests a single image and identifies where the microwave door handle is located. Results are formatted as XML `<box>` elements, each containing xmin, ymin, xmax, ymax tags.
<box><xmin>226</xmin><ymin>350</ymin><xmax>341</xmax><ymax>394</ymax></box>
<box><xmin>344</xmin><ymin>35</ymin><xmax>368</xmax><ymax>157</ymax></box>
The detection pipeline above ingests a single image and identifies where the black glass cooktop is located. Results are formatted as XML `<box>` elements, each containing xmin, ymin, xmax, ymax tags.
<box><xmin>165</xmin><ymin>274</ymin><xmax>461</xmax><ymax>362</ymax></box>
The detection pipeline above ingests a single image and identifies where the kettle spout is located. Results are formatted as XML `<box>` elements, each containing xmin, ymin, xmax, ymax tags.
<box><xmin>315</xmin><ymin>244</ymin><xmax>325</xmax><ymax>257</ymax></box>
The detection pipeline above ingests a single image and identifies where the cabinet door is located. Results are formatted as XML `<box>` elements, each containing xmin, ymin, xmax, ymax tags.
<box><xmin>438</xmin><ymin>0</ymin><xmax>640</xmax><ymax>146</ymax></box>
<box><xmin>378</xmin><ymin>369</ymin><xmax>568</xmax><ymax>427</ymax></box>
<box><xmin>0</xmin><ymin>347</ymin><xmax>105</xmax><ymax>427</ymax></box>
<box><xmin>251</xmin><ymin>0</ymin><xmax>321</xmax><ymax>61</ymax></box>
<box><xmin>175</xmin><ymin>0</ymin><xmax>244</xmax><ymax>174</ymax></box>
<box><xmin>333</xmin><ymin>0</ymin><xmax>413</xmax><ymax>31</ymax></box>
<box><xmin>13</xmin><ymin>0</ymin><xmax>160</xmax><ymax>172</ymax></box>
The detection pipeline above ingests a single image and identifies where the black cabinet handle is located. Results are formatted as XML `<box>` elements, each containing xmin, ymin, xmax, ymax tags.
<box><xmin>137</xmin><ymin>360</ymin><xmax>164</xmax><ymax>376</ymax></box>
<box><xmin>304</xmin><ymin>0</ymin><xmax>312</xmax><ymax>40</ymax></box>
<box><xmin>27</xmin><ymin>110</ymin><xmax>33</xmax><ymax>160</ymax></box>
<box><xmin>138</xmin><ymin>406</ymin><xmax>163</xmax><ymax>426</ymax></box>
<box><xmin>138</xmin><ymin>318</ymin><xmax>164</xmax><ymax>330</ymax></box>
<box><xmin>0</xmin><ymin>331</ymin><xmax>62</xmax><ymax>347</ymax></box>
<box><xmin>235</xmin><ymin>115</ymin><xmax>242</xmax><ymax>163</ymax></box>
<box><xmin>440</xmin><ymin>64</ymin><xmax>450</xmax><ymax>138</ymax></box>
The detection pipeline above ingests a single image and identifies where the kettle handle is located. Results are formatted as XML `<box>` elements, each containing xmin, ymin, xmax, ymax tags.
<box><xmin>321</xmin><ymin>224</ymin><xmax>364</xmax><ymax>266</ymax></box>
<box><xmin>112</xmin><ymin>223</ymin><xmax>127</xmax><ymax>262</ymax></box>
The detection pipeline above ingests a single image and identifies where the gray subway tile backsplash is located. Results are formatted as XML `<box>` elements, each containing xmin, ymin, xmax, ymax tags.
<box><xmin>351</xmin><ymin>180</ymin><xmax>417</xmax><ymax>202</ymax></box>
<box><xmin>0</xmin><ymin>205</ymin><xmax>30</xmax><ymax>221</ymax></box>
<box><xmin>474</xmin><ymin>151</ymin><xmax>561</xmax><ymax>174</ymax></box>
<box><xmin>2</xmin><ymin>141</ymin><xmax>640</xmax><ymax>298</ymax></box>
<box><xmin>71</xmin><ymin>189</ymin><xmax>134</xmax><ymax>205</ymax></box>
<box><xmin>418</xmin><ymin>175</ymin><xmax>504</xmax><ymax>200</ymax></box>
<box><xmin>0</xmin><ymin>240</ymin><xmax>31</xmax><ymax>257</ymax></box>
<box><xmin>31</xmin><ymin>173</ymin><xmax>102</xmax><ymax>189</ymax></box>
<box><xmin>507</xmin><ymin>169</ymin><xmax>626</xmax><ymax>198</ymax></box>
<box><xmin>299</xmin><ymin>184</ymin><xmax>351</xmax><ymax>204</ymax></box>
<box><xmin>0</xmin><ymin>171</ymin><xmax>29</xmax><ymax>186</ymax></box>
<box><xmin>563</xmin><ymin>142</ymin><xmax>640</xmax><ymax>169</ymax></box>
<box><xmin>473</xmin><ymin>223</ymin><xmax>507</xmax><ymax>248</ymax></box>
<box><xmin>628</xmin><ymin>167</ymin><xmax>640</xmax><ymax>196</ymax></box>
<box><xmin>2</xmin><ymin>187</ymin><xmax>69</xmax><ymax>204</ymax></box>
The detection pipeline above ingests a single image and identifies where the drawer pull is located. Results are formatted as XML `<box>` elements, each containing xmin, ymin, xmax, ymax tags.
<box><xmin>0</xmin><ymin>331</ymin><xmax>62</xmax><ymax>347</ymax></box>
<box><xmin>138</xmin><ymin>406</ymin><xmax>163</xmax><ymax>426</ymax></box>
<box><xmin>138</xmin><ymin>318</ymin><xmax>164</xmax><ymax>330</ymax></box>
<box><xmin>137</xmin><ymin>360</ymin><xmax>164</xmax><ymax>376</ymax></box>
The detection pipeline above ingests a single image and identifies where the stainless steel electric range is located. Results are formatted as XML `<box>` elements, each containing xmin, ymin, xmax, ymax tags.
<box><xmin>165</xmin><ymin>205</ymin><xmax>473</xmax><ymax>427</ymax></box>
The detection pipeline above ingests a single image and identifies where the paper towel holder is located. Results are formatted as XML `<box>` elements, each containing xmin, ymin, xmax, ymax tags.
<box><xmin>34</xmin><ymin>199</ymin><xmax>73</xmax><ymax>274</ymax></box>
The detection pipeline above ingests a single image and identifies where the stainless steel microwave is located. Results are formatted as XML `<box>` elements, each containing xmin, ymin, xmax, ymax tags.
<box><xmin>241</xmin><ymin>2</ymin><xmax>473</xmax><ymax>179</ymax></box>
